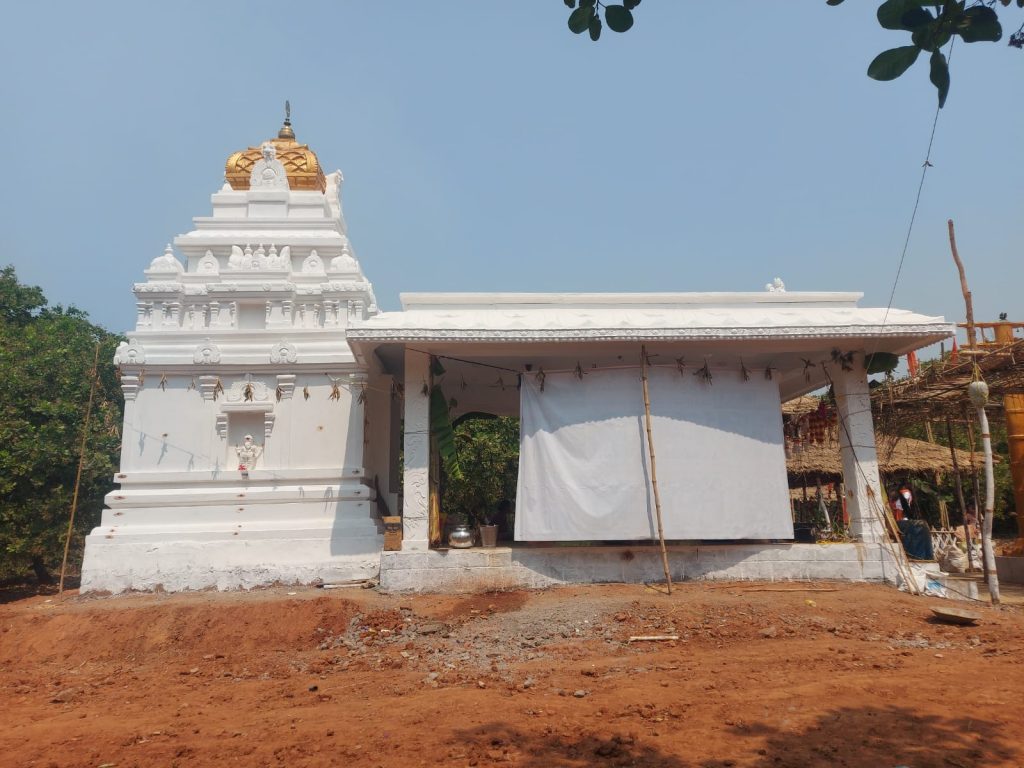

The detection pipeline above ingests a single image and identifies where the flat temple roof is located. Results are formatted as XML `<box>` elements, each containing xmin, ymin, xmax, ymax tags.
<box><xmin>347</xmin><ymin>291</ymin><xmax>953</xmax><ymax>354</ymax></box>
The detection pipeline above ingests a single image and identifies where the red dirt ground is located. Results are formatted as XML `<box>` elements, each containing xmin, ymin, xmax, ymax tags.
<box><xmin>2</xmin><ymin>582</ymin><xmax>1022</xmax><ymax>768</ymax></box>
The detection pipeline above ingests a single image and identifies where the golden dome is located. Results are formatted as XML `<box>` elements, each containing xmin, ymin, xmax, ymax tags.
<box><xmin>225</xmin><ymin>110</ymin><xmax>326</xmax><ymax>193</ymax></box>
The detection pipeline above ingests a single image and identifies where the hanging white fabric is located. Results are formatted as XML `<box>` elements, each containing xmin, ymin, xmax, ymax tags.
<box><xmin>515</xmin><ymin>366</ymin><xmax>793</xmax><ymax>541</ymax></box>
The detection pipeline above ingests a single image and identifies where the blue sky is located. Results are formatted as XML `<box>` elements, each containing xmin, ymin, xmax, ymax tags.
<box><xmin>1</xmin><ymin>2</ymin><xmax>1021</xmax><ymax>338</ymax></box>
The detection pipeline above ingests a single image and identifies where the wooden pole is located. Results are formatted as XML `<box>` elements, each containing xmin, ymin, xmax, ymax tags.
<box><xmin>946</xmin><ymin>416</ymin><xmax>974</xmax><ymax>571</ymax></box>
<box><xmin>976</xmin><ymin>404</ymin><xmax>1001</xmax><ymax>604</ymax></box>
<box><xmin>948</xmin><ymin>221</ymin><xmax>998</xmax><ymax>599</ymax></box>
<box><xmin>922</xmin><ymin>421</ymin><xmax>950</xmax><ymax>528</ymax></box>
<box><xmin>963</xmin><ymin>411</ymin><xmax>986</xmax><ymax>579</ymax></box>
<box><xmin>639</xmin><ymin>345</ymin><xmax>672</xmax><ymax>594</ymax></box>
<box><xmin>948</xmin><ymin>219</ymin><xmax>976</xmax><ymax>349</ymax></box>
<box><xmin>58</xmin><ymin>343</ymin><xmax>101</xmax><ymax>598</ymax></box>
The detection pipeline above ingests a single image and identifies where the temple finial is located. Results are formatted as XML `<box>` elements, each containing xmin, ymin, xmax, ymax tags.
<box><xmin>279</xmin><ymin>100</ymin><xmax>295</xmax><ymax>140</ymax></box>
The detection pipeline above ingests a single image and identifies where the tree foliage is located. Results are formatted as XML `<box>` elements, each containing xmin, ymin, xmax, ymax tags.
<box><xmin>0</xmin><ymin>267</ymin><xmax>123</xmax><ymax>582</ymax></box>
<box><xmin>561</xmin><ymin>0</ymin><xmax>1024</xmax><ymax>108</ymax></box>
<box><xmin>442</xmin><ymin>416</ymin><xmax>519</xmax><ymax>526</ymax></box>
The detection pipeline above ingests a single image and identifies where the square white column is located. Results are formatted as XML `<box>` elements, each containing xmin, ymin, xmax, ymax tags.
<box><xmin>402</xmin><ymin>349</ymin><xmax>431</xmax><ymax>551</ymax></box>
<box><xmin>833</xmin><ymin>358</ymin><xmax>886</xmax><ymax>542</ymax></box>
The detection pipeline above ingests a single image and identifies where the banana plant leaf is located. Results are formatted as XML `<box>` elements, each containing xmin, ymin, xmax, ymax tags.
<box><xmin>430</xmin><ymin>386</ymin><xmax>463</xmax><ymax>480</ymax></box>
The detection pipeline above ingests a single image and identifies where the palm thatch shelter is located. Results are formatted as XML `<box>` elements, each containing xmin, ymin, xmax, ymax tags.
<box><xmin>781</xmin><ymin>395</ymin><xmax>982</xmax><ymax>485</ymax></box>
<box><xmin>786</xmin><ymin>435</ymin><xmax>981</xmax><ymax>483</ymax></box>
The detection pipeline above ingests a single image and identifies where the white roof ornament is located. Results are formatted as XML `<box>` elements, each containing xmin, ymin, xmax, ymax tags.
<box><xmin>765</xmin><ymin>277</ymin><xmax>786</xmax><ymax>293</ymax></box>
<box><xmin>329</xmin><ymin>244</ymin><xmax>358</xmax><ymax>273</ymax></box>
<box><xmin>148</xmin><ymin>244</ymin><xmax>183</xmax><ymax>273</ymax></box>
<box><xmin>249</xmin><ymin>141</ymin><xmax>289</xmax><ymax>189</ymax></box>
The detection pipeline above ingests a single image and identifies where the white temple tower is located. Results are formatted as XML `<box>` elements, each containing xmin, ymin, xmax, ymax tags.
<box><xmin>81</xmin><ymin>113</ymin><xmax>391</xmax><ymax>592</ymax></box>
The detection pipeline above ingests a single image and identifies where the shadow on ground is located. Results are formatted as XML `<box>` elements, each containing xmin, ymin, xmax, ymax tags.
<box><xmin>456</xmin><ymin>705</ymin><xmax>1016</xmax><ymax>767</ymax></box>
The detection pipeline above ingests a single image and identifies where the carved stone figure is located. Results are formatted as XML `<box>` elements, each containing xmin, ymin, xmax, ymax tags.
<box><xmin>249</xmin><ymin>142</ymin><xmax>289</xmax><ymax>189</ymax></box>
<box><xmin>269</xmin><ymin>340</ymin><xmax>298</xmax><ymax>364</ymax></box>
<box><xmin>193</xmin><ymin>338</ymin><xmax>222</xmax><ymax>364</ymax></box>
<box><xmin>236</xmin><ymin>434</ymin><xmax>262</xmax><ymax>470</ymax></box>
<box><xmin>114</xmin><ymin>338</ymin><xmax>146</xmax><ymax>365</ymax></box>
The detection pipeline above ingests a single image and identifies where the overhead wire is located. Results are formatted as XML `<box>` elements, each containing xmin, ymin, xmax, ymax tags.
<box><xmin>879</xmin><ymin>36</ymin><xmax>955</xmax><ymax>330</ymax></box>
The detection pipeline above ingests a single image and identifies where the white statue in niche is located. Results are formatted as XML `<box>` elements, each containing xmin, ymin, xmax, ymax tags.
<box><xmin>236</xmin><ymin>434</ymin><xmax>263</xmax><ymax>471</ymax></box>
<box><xmin>249</xmin><ymin>142</ymin><xmax>288</xmax><ymax>189</ymax></box>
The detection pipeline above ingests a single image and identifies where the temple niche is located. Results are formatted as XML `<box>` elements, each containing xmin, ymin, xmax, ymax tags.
<box><xmin>80</xmin><ymin>111</ymin><xmax>394</xmax><ymax>593</ymax></box>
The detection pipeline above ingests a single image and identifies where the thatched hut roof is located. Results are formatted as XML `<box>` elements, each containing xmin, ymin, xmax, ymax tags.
<box><xmin>787</xmin><ymin>435</ymin><xmax>983</xmax><ymax>481</ymax></box>
<box><xmin>782</xmin><ymin>396</ymin><xmax>823</xmax><ymax>416</ymax></box>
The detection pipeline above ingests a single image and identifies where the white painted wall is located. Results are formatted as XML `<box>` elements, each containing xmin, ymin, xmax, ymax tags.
<box><xmin>82</xmin><ymin>161</ymin><xmax>385</xmax><ymax>593</ymax></box>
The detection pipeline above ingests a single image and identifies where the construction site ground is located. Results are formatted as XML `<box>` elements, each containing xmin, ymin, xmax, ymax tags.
<box><xmin>2</xmin><ymin>581</ymin><xmax>1023</xmax><ymax>768</ymax></box>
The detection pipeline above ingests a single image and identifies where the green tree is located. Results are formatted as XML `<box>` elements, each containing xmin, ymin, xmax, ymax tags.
<box><xmin>560</xmin><ymin>0</ymin><xmax>1024</xmax><ymax>108</ymax></box>
<box><xmin>442</xmin><ymin>415</ymin><xmax>520</xmax><ymax>527</ymax></box>
<box><xmin>0</xmin><ymin>267</ymin><xmax>123</xmax><ymax>584</ymax></box>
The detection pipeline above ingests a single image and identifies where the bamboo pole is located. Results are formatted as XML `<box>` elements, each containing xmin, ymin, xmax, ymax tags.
<box><xmin>945</xmin><ymin>417</ymin><xmax>974</xmax><ymax>571</ymax></box>
<box><xmin>949</xmin><ymin>219</ymin><xmax>999</xmax><ymax>602</ymax></box>
<box><xmin>639</xmin><ymin>345</ymin><xmax>672</xmax><ymax>594</ymax></box>
<box><xmin>58</xmin><ymin>343</ymin><xmax>101</xmax><ymax>598</ymax></box>
<box><xmin>923</xmin><ymin>421</ymin><xmax>950</xmax><ymax>528</ymax></box>
<box><xmin>948</xmin><ymin>219</ymin><xmax>976</xmax><ymax>349</ymax></box>
<box><xmin>874</xmin><ymin>490</ymin><xmax>920</xmax><ymax>595</ymax></box>
<box><xmin>976</xmin><ymin>403</ymin><xmax>1001</xmax><ymax>604</ymax></box>
<box><xmin>964</xmin><ymin>411</ymin><xmax>986</xmax><ymax>579</ymax></box>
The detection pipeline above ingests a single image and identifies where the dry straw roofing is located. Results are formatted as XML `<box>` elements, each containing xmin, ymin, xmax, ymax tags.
<box><xmin>786</xmin><ymin>435</ymin><xmax>982</xmax><ymax>478</ymax></box>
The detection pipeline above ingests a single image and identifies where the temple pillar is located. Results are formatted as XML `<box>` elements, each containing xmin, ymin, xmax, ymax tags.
<box><xmin>833</xmin><ymin>359</ymin><xmax>886</xmax><ymax>542</ymax></box>
<box><xmin>402</xmin><ymin>349</ymin><xmax>430</xmax><ymax>551</ymax></box>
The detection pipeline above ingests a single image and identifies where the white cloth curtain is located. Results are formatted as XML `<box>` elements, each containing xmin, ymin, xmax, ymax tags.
<box><xmin>515</xmin><ymin>366</ymin><xmax>793</xmax><ymax>541</ymax></box>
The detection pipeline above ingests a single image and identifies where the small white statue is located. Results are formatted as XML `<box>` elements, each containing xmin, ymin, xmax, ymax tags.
<box><xmin>250</xmin><ymin>142</ymin><xmax>288</xmax><ymax>189</ymax></box>
<box><xmin>236</xmin><ymin>434</ymin><xmax>262</xmax><ymax>471</ymax></box>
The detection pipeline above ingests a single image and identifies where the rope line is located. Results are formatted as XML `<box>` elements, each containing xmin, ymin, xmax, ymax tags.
<box><xmin>880</xmin><ymin>37</ymin><xmax>954</xmax><ymax>329</ymax></box>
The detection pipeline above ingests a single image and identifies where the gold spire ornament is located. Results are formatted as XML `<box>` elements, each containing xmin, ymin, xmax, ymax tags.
<box><xmin>224</xmin><ymin>102</ymin><xmax>326</xmax><ymax>192</ymax></box>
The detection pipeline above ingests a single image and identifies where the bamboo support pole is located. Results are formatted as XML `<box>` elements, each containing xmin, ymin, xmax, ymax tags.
<box><xmin>923</xmin><ymin>421</ymin><xmax>950</xmax><ymax>528</ymax></box>
<box><xmin>964</xmin><ymin>411</ymin><xmax>986</xmax><ymax>579</ymax></box>
<box><xmin>976</xmin><ymin>405</ymin><xmax>1001</xmax><ymax>604</ymax></box>
<box><xmin>639</xmin><ymin>345</ymin><xmax>672</xmax><ymax>594</ymax></box>
<box><xmin>949</xmin><ymin>219</ymin><xmax>976</xmax><ymax>349</ymax></box>
<box><xmin>874</xmin><ymin>491</ymin><xmax>920</xmax><ymax>594</ymax></box>
<box><xmin>58</xmin><ymin>343</ymin><xmax>101</xmax><ymax>598</ymax></box>
<box><xmin>945</xmin><ymin>417</ymin><xmax>975</xmax><ymax>571</ymax></box>
<box><xmin>949</xmin><ymin>219</ymin><xmax>999</xmax><ymax>602</ymax></box>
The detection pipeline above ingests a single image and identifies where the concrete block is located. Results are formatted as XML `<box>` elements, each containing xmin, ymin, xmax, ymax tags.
<box><xmin>996</xmin><ymin>556</ymin><xmax>1024</xmax><ymax>585</ymax></box>
<box><xmin>381</xmin><ymin>552</ymin><xmax>428</xmax><ymax>571</ymax></box>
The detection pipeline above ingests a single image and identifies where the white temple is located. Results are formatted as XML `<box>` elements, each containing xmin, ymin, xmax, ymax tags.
<box><xmin>81</xmin><ymin>116</ymin><xmax>391</xmax><ymax>591</ymax></box>
<box><xmin>80</xmin><ymin>116</ymin><xmax>954</xmax><ymax>593</ymax></box>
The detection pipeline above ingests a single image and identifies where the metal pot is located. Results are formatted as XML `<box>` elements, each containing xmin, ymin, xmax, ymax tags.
<box><xmin>479</xmin><ymin>524</ymin><xmax>499</xmax><ymax>548</ymax></box>
<box><xmin>448</xmin><ymin>524</ymin><xmax>474</xmax><ymax>549</ymax></box>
